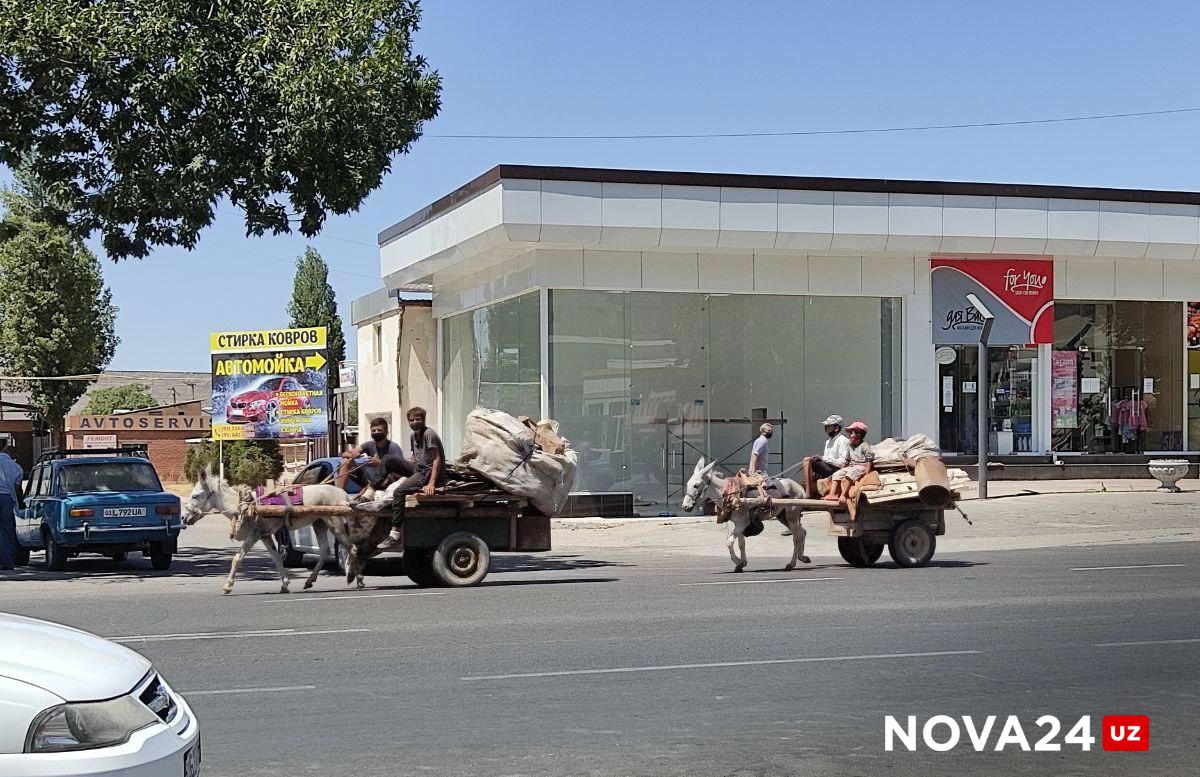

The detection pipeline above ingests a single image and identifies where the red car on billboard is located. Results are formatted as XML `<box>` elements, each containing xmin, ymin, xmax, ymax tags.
<box><xmin>226</xmin><ymin>376</ymin><xmax>310</xmax><ymax>425</ymax></box>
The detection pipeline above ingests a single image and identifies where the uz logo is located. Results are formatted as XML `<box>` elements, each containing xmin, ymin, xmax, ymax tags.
<box><xmin>1102</xmin><ymin>715</ymin><xmax>1150</xmax><ymax>752</ymax></box>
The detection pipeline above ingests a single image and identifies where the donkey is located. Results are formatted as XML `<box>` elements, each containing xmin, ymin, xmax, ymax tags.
<box><xmin>680</xmin><ymin>457</ymin><xmax>811</xmax><ymax>573</ymax></box>
<box><xmin>183</xmin><ymin>468</ymin><xmax>363</xmax><ymax>594</ymax></box>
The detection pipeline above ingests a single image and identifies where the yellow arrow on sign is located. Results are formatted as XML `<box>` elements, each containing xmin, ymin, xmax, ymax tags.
<box><xmin>305</xmin><ymin>352</ymin><xmax>327</xmax><ymax>371</ymax></box>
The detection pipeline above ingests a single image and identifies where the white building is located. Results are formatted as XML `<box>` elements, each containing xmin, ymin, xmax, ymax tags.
<box><xmin>372</xmin><ymin>165</ymin><xmax>1200</xmax><ymax>508</ymax></box>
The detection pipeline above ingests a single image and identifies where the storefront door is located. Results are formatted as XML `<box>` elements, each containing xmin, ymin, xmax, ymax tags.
<box><xmin>938</xmin><ymin>346</ymin><xmax>1039</xmax><ymax>455</ymax></box>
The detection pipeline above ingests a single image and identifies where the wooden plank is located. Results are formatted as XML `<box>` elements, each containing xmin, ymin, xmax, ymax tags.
<box><xmin>734</xmin><ymin>496</ymin><xmax>844</xmax><ymax>512</ymax></box>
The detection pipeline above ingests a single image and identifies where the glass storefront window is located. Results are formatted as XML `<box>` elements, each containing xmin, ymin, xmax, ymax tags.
<box><xmin>548</xmin><ymin>290</ymin><xmax>902</xmax><ymax>512</ymax></box>
<box><xmin>441</xmin><ymin>292</ymin><xmax>541</xmax><ymax>456</ymax></box>
<box><xmin>1052</xmin><ymin>301</ymin><xmax>1183</xmax><ymax>453</ymax></box>
<box><xmin>938</xmin><ymin>346</ymin><xmax>1039</xmax><ymax>455</ymax></box>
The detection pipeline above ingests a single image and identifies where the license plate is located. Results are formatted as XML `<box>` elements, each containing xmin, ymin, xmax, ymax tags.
<box><xmin>102</xmin><ymin>507</ymin><xmax>146</xmax><ymax>518</ymax></box>
<box><xmin>229</xmin><ymin>408</ymin><xmax>243</xmax><ymax>416</ymax></box>
<box><xmin>184</xmin><ymin>740</ymin><xmax>201</xmax><ymax>777</ymax></box>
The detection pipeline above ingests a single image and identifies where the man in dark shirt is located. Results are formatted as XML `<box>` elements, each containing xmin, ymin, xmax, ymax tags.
<box><xmin>377</xmin><ymin>407</ymin><xmax>445</xmax><ymax>550</ymax></box>
<box><xmin>338</xmin><ymin>417</ymin><xmax>405</xmax><ymax>492</ymax></box>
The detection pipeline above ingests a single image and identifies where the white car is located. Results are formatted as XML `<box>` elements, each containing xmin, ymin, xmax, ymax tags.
<box><xmin>0</xmin><ymin>612</ymin><xmax>200</xmax><ymax>776</ymax></box>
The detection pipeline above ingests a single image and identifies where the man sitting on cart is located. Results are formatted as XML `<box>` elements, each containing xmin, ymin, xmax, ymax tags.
<box><xmin>338</xmin><ymin>416</ymin><xmax>405</xmax><ymax>492</ymax></box>
<box><xmin>377</xmin><ymin>407</ymin><xmax>446</xmax><ymax>551</ymax></box>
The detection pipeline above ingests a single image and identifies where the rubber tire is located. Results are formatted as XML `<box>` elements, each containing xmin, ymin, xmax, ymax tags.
<box><xmin>148</xmin><ymin>543</ymin><xmax>173</xmax><ymax>571</ymax></box>
<box><xmin>44</xmin><ymin>533</ymin><xmax>67</xmax><ymax>572</ymax></box>
<box><xmin>278</xmin><ymin>532</ymin><xmax>305</xmax><ymax>568</ymax></box>
<box><xmin>15</xmin><ymin>545</ymin><xmax>30</xmax><ymax>566</ymax></box>
<box><xmin>430</xmin><ymin>532</ymin><xmax>491</xmax><ymax>588</ymax></box>
<box><xmin>888</xmin><ymin>519</ymin><xmax>936</xmax><ymax>568</ymax></box>
<box><xmin>403</xmin><ymin>549</ymin><xmax>440</xmax><ymax>588</ymax></box>
<box><xmin>838</xmin><ymin>536</ymin><xmax>884</xmax><ymax>567</ymax></box>
<box><xmin>334</xmin><ymin>541</ymin><xmax>351</xmax><ymax>575</ymax></box>
<box><xmin>111</xmin><ymin>552</ymin><xmax>127</xmax><ymax>563</ymax></box>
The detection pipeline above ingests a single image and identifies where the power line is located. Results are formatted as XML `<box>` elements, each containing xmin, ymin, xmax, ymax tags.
<box><xmin>425</xmin><ymin>106</ymin><xmax>1200</xmax><ymax>140</ymax></box>
<box><xmin>203</xmin><ymin>239</ymin><xmax>379</xmax><ymax>280</ymax></box>
<box><xmin>218</xmin><ymin>208</ymin><xmax>377</xmax><ymax>248</ymax></box>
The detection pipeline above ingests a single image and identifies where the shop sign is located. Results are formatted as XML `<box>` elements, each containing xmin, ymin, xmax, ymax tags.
<box><xmin>931</xmin><ymin>257</ymin><xmax>1054</xmax><ymax>345</ymax></box>
<box><xmin>82</xmin><ymin>434</ymin><xmax>118</xmax><ymax>449</ymax></box>
<box><xmin>210</xmin><ymin>327</ymin><xmax>329</xmax><ymax>441</ymax></box>
<box><xmin>1052</xmin><ymin>351</ymin><xmax>1078</xmax><ymax>429</ymax></box>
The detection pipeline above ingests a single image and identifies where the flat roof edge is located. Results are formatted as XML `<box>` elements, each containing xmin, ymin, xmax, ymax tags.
<box><xmin>378</xmin><ymin>165</ymin><xmax>1200</xmax><ymax>248</ymax></box>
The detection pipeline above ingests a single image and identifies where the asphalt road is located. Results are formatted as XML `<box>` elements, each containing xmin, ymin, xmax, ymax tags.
<box><xmin>3</xmin><ymin>539</ymin><xmax>1197</xmax><ymax>776</ymax></box>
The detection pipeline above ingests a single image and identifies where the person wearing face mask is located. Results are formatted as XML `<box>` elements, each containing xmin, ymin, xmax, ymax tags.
<box><xmin>748</xmin><ymin>423</ymin><xmax>774</xmax><ymax>478</ymax></box>
<box><xmin>338</xmin><ymin>416</ymin><xmax>404</xmax><ymax>492</ymax></box>
<box><xmin>376</xmin><ymin>407</ymin><xmax>446</xmax><ymax>551</ymax></box>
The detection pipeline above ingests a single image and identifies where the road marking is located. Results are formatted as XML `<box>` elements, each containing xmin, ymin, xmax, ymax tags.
<box><xmin>111</xmin><ymin>628</ymin><xmax>369</xmax><ymax>643</ymax></box>
<box><xmin>183</xmin><ymin>685</ymin><xmax>317</xmax><ymax>696</ymax></box>
<box><xmin>1093</xmin><ymin>638</ymin><xmax>1200</xmax><ymax>648</ymax></box>
<box><xmin>1070</xmin><ymin>564</ymin><xmax>1185</xmax><ymax>571</ymax></box>
<box><xmin>680</xmin><ymin>577</ymin><xmax>843</xmax><ymax>587</ymax></box>
<box><xmin>463</xmin><ymin>650</ymin><xmax>982</xmax><ymax>681</ymax></box>
<box><xmin>273</xmin><ymin>592</ymin><xmax>447</xmax><ymax>603</ymax></box>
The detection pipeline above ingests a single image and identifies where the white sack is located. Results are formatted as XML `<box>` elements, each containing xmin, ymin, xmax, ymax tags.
<box><xmin>458</xmin><ymin>408</ymin><xmax>578</xmax><ymax>515</ymax></box>
<box><xmin>871</xmin><ymin>433</ymin><xmax>942</xmax><ymax>468</ymax></box>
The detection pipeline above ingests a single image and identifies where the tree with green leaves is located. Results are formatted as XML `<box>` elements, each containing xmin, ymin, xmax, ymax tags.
<box><xmin>0</xmin><ymin>180</ymin><xmax>118</xmax><ymax>433</ymax></box>
<box><xmin>83</xmin><ymin>383</ymin><xmax>157</xmax><ymax>415</ymax></box>
<box><xmin>184</xmin><ymin>440</ymin><xmax>283</xmax><ymax>487</ymax></box>
<box><xmin>0</xmin><ymin>0</ymin><xmax>441</xmax><ymax>259</ymax></box>
<box><xmin>288</xmin><ymin>247</ymin><xmax>347</xmax><ymax>388</ymax></box>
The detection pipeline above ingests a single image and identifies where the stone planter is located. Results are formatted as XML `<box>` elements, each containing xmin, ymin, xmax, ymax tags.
<box><xmin>1147</xmin><ymin>459</ymin><xmax>1190</xmax><ymax>492</ymax></box>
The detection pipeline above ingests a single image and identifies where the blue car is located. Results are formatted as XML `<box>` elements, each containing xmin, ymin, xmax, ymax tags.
<box><xmin>14</xmin><ymin>448</ymin><xmax>183</xmax><ymax>571</ymax></box>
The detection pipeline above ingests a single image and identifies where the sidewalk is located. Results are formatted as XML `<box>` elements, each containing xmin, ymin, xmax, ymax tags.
<box><xmin>551</xmin><ymin>479</ymin><xmax>1199</xmax><ymax>561</ymax></box>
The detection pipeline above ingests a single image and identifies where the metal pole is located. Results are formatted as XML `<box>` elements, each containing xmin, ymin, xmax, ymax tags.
<box><xmin>977</xmin><ymin>339</ymin><xmax>988</xmax><ymax>500</ymax></box>
<box><xmin>218</xmin><ymin>438</ymin><xmax>224</xmax><ymax>483</ymax></box>
<box><xmin>966</xmin><ymin>294</ymin><xmax>995</xmax><ymax>500</ymax></box>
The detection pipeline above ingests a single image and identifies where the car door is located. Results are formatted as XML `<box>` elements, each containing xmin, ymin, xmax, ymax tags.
<box><xmin>289</xmin><ymin>462</ymin><xmax>332</xmax><ymax>551</ymax></box>
<box><xmin>16</xmin><ymin>465</ymin><xmax>46</xmax><ymax>547</ymax></box>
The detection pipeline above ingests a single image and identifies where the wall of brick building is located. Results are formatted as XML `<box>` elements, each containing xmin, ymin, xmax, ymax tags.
<box><xmin>65</xmin><ymin>430</ymin><xmax>195</xmax><ymax>484</ymax></box>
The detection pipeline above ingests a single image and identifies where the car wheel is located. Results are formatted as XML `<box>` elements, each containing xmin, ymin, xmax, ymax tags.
<box><xmin>334</xmin><ymin>541</ymin><xmax>351</xmax><ymax>575</ymax></box>
<box><xmin>15</xmin><ymin>545</ymin><xmax>30</xmax><ymax>566</ymax></box>
<box><xmin>430</xmin><ymin>532</ymin><xmax>490</xmax><ymax>587</ymax></box>
<box><xmin>148</xmin><ymin>542</ymin><xmax>173</xmax><ymax>571</ymax></box>
<box><xmin>44</xmin><ymin>531</ymin><xmax>67</xmax><ymax>572</ymax></box>
<box><xmin>266</xmin><ymin>401</ymin><xmax>280</xmax><ymax>425</ymax></box>
<box><xmin>277</xmin><ymin>530</ymin><xmax>305</xmax><ymax>568</ymax></box>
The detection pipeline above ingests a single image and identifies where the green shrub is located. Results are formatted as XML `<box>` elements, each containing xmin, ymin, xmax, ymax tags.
<box><xmin>183</xmin><ymin>439</ymin><xmax>284</xmax><ymax>485</ymax></box>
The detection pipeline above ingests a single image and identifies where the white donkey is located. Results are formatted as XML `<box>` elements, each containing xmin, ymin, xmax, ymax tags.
<box><xmin>182</xmin><ymin>468</ymin><xmax>356</xmax><ymax>594</ymax></box>
<box><xmin>680</xmin><ymin>457</ymin><xmax>810</xmax><ymax>572</ymax></box>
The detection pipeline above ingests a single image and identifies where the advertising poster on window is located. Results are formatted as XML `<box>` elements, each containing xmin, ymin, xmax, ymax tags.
<box><xmin>210</xmin><ymin>327</ymin><xmax>329</xmax><ymax>440</ymax></box>
<box><xmin>1051</xmin><ymin>350</ymin><xmax>1078</xmax><ymax>429</ymax></box>
<box><xmin>1188</xmin><ymin>302</ymin><xmax>1200</xmax><ymax>349</ymax></box>
<box><xmin>931</xmin><ymin>257</ymin><xmax>1054</xmax><ymax>345</ymax></box>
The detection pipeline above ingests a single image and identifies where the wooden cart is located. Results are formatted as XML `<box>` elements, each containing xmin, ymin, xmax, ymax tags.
<box><xmin>732</xmin><ymin>494</ymin><xmax>953</xmax><ymax>568</ymax></box>
<box><xmin>397</xmin><ymin>494</ymin><xmax>551</xmax><ymax>587</ymax></box>
<box><xmin>257</xmin><ymin>493</ymin><xmax>551</xmax><ymax>587</ymax></box>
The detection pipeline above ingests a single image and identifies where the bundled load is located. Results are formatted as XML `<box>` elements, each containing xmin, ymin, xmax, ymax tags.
<box><xmin>457</xmin><ymin>408</ymin><xmax>578</xmax><ymax>516</ymax></box>
<box><xmin>815</xmin><ymin>433</ymin><xmax>971</xmax><ymax>509</ymax></box>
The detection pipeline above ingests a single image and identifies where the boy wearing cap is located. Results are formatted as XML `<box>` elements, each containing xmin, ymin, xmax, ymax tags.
<box><xmin>824</xmin><ymin>420</ymin><xmax>874</xmax><ymax>505</ymax></box>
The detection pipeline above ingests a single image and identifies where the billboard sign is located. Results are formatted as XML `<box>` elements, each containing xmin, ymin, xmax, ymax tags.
<box><xmin>210</xmin><ymin>327</ymin><xmax>328</xmax><ymax>440</ymax></box>
<box><xmin>931</xmin><ymin>257</ymin><xmax>1054</xmax><ymax>345</ymax></box>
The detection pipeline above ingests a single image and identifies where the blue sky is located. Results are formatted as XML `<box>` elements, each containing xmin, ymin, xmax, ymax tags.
<box><xmin>39</xmin><ymin>1</ymin><xmax>1200</xmax><ymax>370</ymax></box>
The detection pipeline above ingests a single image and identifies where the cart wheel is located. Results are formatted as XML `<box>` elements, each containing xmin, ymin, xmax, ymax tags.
<box><xmin>431</xmin><ymin>532</ymin><xmax>491</xmax><ymax>587</ymax></box>
<box><xmin>888</xmin><ymin>519</ymin><xmax>936</xmax><ymax>568</ymax></box>
<box><xmin>403</xmin><ymin>549</ymin><xmax>440</xmax><ymax>587</ymax></box>
<box><xmin>838</xmin><ymin>537</ymin><xmax>884</xmax><ymax>567</ymax></box>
